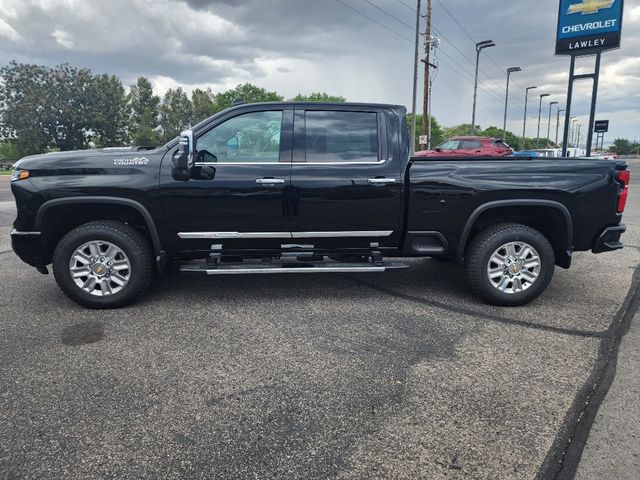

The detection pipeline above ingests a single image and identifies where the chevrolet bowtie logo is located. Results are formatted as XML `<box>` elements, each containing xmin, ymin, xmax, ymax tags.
<box><xmin>567</xmin><ymin>0</ymin><xmax>615</xmax><ymax>14</ymax></box>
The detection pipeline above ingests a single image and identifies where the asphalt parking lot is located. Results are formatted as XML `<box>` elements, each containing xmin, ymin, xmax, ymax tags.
<box><xmin>1</xmin><ymin>161</ymin><xmax>639</xmax><ymax>480</ymax></box>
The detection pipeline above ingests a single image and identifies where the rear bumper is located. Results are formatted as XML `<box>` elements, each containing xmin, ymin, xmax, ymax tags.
<box><xmin>592</xmin><ymin>225</ymin><xmax>626</xmax><ymax>254</ymax></box>
<box><xmin>10</xmin><ymin>229</ymin><xmax>48</xmax><ymax>273</ymax></box>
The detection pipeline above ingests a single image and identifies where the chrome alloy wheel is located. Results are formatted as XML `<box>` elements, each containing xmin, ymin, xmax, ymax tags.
<box><xmin>487</xmin><ymin>241</ymin><xmax>541</xmax><ymax>294</ymax></box>
<box><xmin>68</xmin><ymin>241</ymin><xmax>131</xmax><ymax>296</ymax></box>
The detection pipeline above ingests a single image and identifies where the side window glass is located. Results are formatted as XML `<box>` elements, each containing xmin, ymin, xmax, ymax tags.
<box><xmin>305</xmin><ymin>111</ymin><xmax>379</xmax><ymax>163</ymax></box>
<box><xmin>460</xmin><ymin>140</ymin><xmax>482</xmax><ymax>150</ymax></box>
<box><xmin>437</xmin><ymin>140</ymin><xmax>460</xmax><ymax>150</ymax></box>
<box><xmin>196</xmin><ymin>111</ymin><xmax>283</xmax><ymax>163</ymax></box>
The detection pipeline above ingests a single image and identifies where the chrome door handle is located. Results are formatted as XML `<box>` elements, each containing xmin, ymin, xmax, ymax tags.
<box><xmin>256</xmin><ymin>178</ymin><xmax>286</xmax><ymax>185</ymax></box>
<box><xmin>368</xmin><ymin>178</ymin><xmax>397</xmax><ymax>184</ymax></box>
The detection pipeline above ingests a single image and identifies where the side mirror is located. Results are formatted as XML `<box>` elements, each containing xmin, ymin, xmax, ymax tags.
<box><xmin>172</xmin><ymin>130</ymin><xmax>194</xmax><ymax>181</ymax></box>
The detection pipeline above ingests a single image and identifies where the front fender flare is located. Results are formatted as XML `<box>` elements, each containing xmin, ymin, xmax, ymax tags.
<box><xmin>35</xmin><ymin>196</ymin><xmax>166</xmax><ymax>261</ymax></box>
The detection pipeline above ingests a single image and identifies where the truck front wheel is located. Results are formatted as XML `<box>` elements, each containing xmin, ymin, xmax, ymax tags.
<box><xmin>52</xmin><ymin>221</ymin><xmax>153</xmax><ymax>309</ymax></box>
<box><xmin>464</xmin><ymin>223</ymin><xmax>555</xmax><ymax>306</ymax></box>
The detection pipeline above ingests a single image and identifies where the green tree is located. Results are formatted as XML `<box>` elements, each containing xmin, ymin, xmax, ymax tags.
<box><xmin>191</xmin><ymin>88</ymin><xmax>216</xmax><ymax>124</ymax></box>
<box><xmin>0</xmin><ymin>62</ymin><xmax>98</xmax><ymax>155</ymax></box>
<box><xmin>442</xmin><ymin>123</ymin><xmax>477</xmax><ymax>139</ymax></box>
<box><xmin>290</xmin><ymin>92</ymin><xmax>346</xmax><ymax>102</ymax></box>
<box><xmin>406</xmin><ymin>114</ymin><xmax>445</xmax><ymax>151</ymax></box>
<box><xmin>609</xmin><ymin>138</ymin><xmax>633</xmax><ymax>155</ymax></box>
<box><xmin>481</xmin><ymin>126</ymin><xmax>530</xmax><ymax>150</ymax></box>
<box><xmin>159</xmin><ymin>87</ymin><xmax>193</xmax><ymax>143</ymax></box>
<box><xmin>0</xmin><ymin>142</ymin><xmax>20</xmax><ymax>162</ymax></box>
<box><xmin>0</xmin><ymin>62</ymin><xmax>51</xmax><ymax>156</ymax></box>
<box><xmin>128</xmin><ymin>77</ymin><xmax>160</xmax><ymax>146</ymax></box>
<box><xmin>214</xmin><ymin>83</ymin><xmax>283</xmax><ymax>111</ymax></box>
<box><xmin>90</xmin><ymin>74</ymin><xmax>129</xmax><ymax>147</ymax></box>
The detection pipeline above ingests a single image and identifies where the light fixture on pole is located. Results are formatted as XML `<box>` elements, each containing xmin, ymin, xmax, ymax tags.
<box><xmin>546</xmin><ymin>101</ymin><xmax>558</xmax><ymax>147</ymax></box>
<box><xmin>502</xmin><ymin>67</ymin><xmax>521</xmax><ymax>141</ymax></box>
<box><xmin>522</xmin><ymin>86</ymin><xmax>537</xmax><ymax>148</ymax></box>
<box><xmin>556</xmin><ymin>108</ymin><xmax>565</xmax><ymax>146</ymax></box>
<box><xmin>471</xmin><ymin>40</ymin><xmax>496</xmax><ymax>135</ymax></box>
<box><xmin>536</xmin><ymin>93</ymin><xmax>550</xmax><ymax>149</ymax></box>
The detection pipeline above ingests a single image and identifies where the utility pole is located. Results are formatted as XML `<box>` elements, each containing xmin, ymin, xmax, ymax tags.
<box><xmin>410</xmin><ymin>0</ymin><xmax>421</xmax><ymax>156</ymax></box>
<box><xmin>427</xmin><ymin>61</ymin><xmax>438</xmax><ymax>148</ymax></box>
<box><xmin>421</xmin><ymin>0</ymin><xmax>432</xmax><ymax>150</ymax></box>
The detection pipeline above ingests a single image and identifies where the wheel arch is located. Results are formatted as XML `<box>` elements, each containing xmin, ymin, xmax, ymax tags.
<box><xmin>456</xmin><ymin>200</ymin><xmax>573</xmax><ymax>268</ymax></box>
<box><xmin>35</xmin><ymin>197</ymin><xmax>166</xmax><ymax>268</ymax></box>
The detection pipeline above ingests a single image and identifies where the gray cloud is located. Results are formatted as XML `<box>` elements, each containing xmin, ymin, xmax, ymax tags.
<box><xmin>0</xmin><ymin>0</ymin><xmax>637</xmax><ymax>140</ymax></box>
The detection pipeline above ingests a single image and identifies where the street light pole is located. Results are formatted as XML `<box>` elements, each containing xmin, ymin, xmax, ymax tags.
<box><xmin>503</xmin><ymin>67</ymin><xmax>521</xmax><ymax>141</ymax></box>
<box><xmin>546</xmin><ymin>101</ymin><xmax>558</xmax><ymax>147</ymax></box>
<box><xmin>522</xmin><ymin>86</ymin><xmax>537</xmax><ymax>149</ymax></box>
<box><xmin>556</xmin><ymin>108</ymin><xmax>565</xmax><ymax>146</ymax></box>
<box><xmin>571</xmin><ymin>118</ymin><xmax>578</xmax><ymax>147</ymax></box>
<box><xmin>471</xmin><ymin>40</ymin><xmax>495</xmax><ymax>135</ymax></box>
<box><xmin>576</xmin><ymin>124</ymin><xmax>582</xmax><ymax>150</ymax></box>
<box><xmin>536</xmin><ymin>93</ymin><xmax>549</xmax><ymax>149</ymax></box>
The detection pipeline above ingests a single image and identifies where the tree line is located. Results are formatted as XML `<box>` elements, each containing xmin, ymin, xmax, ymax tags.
<box><xmin>1</xmin><ymin>60</ymin><xmax>633</xmax><ymax>162</ymax></box>
<box><xmin>0</xmin><ymin>61</ymin><xmax>346</xmax><ymax>159</ymax></box>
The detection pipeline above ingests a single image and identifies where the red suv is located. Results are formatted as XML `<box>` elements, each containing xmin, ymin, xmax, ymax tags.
<box><xmin>414</xmin><ymin>136</ymin><xmax>514</xmax><ymax>157</ymax></box>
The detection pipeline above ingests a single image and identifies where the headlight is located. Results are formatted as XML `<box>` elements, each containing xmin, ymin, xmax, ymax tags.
<box><xmin>10</xmin><ymin>169</ymin><xmax>29</xmax><ymax>182</ymax></box>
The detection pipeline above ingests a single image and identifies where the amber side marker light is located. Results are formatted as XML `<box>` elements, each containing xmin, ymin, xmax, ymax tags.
<box><xmin>10</xmin><ymin>170</ymin><xmax>29</xmax><ymax>182</ymax></box>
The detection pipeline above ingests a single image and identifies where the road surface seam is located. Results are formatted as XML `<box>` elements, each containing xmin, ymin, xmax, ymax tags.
<box><xmin>536</xmin><ymin>264</ymin><xmax>640</xmax><ymax>480</ymax></box>
<box><xmin>344</xmin><ymin>276</ymin><xmax>606</xmax><ymax>339</ymax></box>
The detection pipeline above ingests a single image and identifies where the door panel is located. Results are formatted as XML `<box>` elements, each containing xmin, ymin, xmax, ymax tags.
<box><xmin>289</xmin><ymin>108</ymin><xmax>403</xmax><ymax>250</ymax></box>
<box><xmin>160</xmin><ymin>108</ymin><xmax>293</xmax><ymax>254</ymax></box>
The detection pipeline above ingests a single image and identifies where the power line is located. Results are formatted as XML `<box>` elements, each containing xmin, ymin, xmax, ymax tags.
<box><xmin>361</xmin><ymin>0</ymin><xmax>414</xmax><ymax>29</ymax></box>
<box><xmin>335</xmin><ymin>0</ymin><xmax>413</xmax><ymax>42</ymax></box>
<box><xmin>338</xmin><ymin>0</ymin><xmax>520</xmax><ymax>112</ymax></box>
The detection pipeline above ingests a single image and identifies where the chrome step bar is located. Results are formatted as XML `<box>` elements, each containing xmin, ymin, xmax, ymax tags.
<box><xmin>179</xmin><ymin>261</ymin><xmax>409</xmax><ymax>275</ymax></box>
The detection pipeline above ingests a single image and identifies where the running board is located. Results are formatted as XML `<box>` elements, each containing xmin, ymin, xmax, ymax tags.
<box><xmin>179</xmin><ymin>261</ymin><xmax>409</xmax><ymax>275</ymax></box>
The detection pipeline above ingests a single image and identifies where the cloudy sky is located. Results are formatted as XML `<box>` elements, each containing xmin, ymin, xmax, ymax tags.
<box><xmin>0</xmin><ymin>0</ymin><xmax>638</xmax><ymax>143</ymax></box>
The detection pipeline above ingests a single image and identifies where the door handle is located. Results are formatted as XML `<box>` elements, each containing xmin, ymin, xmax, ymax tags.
<box><xmin>256</xmin><ymin>178</ymin><xmax>286</xmax><ymax>185</ymax></box>
<box><xmin>368</xmin><ymin>178</ymin><xmax>397</xmax><ymax>184</ymax></box>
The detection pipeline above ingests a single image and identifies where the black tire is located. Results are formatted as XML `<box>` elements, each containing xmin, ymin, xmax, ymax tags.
<box><xmin>464</xmin><ymin>223</ymin><xmax>555</xmax><ymax>306</ymax></box>
<box><xmin>53</xmin><ymin>221</ymin><xmax>153</xmax><ymax>309</ymax></box>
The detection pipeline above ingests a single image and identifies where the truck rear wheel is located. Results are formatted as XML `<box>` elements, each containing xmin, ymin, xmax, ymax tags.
<box><xmin>52</xmin><ymin>221</ymin><xmax>153</xmax><ymax>309</ymax></box>
<box><xmin>464</xmin><ymin>223</ymin><xmax>555</xmax><ymax>306</ymax></box>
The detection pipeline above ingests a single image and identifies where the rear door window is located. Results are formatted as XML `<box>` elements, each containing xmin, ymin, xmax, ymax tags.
<box><xmin>459</xmin><ymin>140</ymin><xmax>482</xmax><ymax>150</ymax></box>
<box><xmin>304</xmin><ymin>111</ymin><xmax>379</xmax><ymax>163</ymax></box>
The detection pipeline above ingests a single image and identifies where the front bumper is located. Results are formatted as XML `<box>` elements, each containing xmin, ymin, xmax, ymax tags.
<box><xmin>592</xmin><ymin>225</ymin><xmax>626</xmax><ymax>254</ymax></box>
<box><xmin>10</xmin><ymin>229</ymin><xmax>48</xmax><ymax>273</ymax></box>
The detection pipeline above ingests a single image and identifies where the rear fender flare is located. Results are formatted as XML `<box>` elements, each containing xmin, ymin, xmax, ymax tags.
<box><xmin>456</xmin><ymin>199</ymin><xmax>573</xmax><ymax>260</ymax></box>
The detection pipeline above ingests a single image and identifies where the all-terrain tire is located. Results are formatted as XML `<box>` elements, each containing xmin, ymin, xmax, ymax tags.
<box><xmin>52</xmin><ymin>221</ymin><xmax>153</xmax><ymax>309</ymax></box>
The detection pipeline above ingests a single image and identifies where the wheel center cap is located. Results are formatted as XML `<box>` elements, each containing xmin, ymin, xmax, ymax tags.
<box><xmin>510</xmin><ymin>264</ymin><xmax>521</xmax><ymax>275</ymax></box>
<box><xmin>92</xmin><ymin>263</ymin><xmax>108</xmax><ymax>276</ymax></box>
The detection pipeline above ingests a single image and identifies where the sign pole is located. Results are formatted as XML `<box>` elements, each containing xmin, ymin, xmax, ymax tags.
<box><xmin>585</xmin><ymin>52</ymin><xmax>601</xmax><ymax>157</ymax></box>
<box><xmin>562</xmin><ymin>55</ymin><xmax>576</xmax><ymax>157</ymax></box>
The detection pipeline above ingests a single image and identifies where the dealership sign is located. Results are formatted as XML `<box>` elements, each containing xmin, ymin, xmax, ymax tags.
<box><xmin>556</xmin><ymin>0</ymin><xmax>624</xmax><ymax>56</ymax></box>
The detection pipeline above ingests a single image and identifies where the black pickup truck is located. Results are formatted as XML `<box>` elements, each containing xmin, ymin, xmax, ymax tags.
<box><xmin>10</xmin><ymin>102</ymin><xmax>629</xmax><ymax>308</ymax></box>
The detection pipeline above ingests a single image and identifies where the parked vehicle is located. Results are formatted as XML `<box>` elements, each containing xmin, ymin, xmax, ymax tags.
<box><xmin>10</xmin><ymin>102</ymin><xmax>629</xmax><ymax>308</ymax></box>
<box><xmin>414</xmin><ymin>136</ymin><xmax>513</xmax><ymax>157</ymax></box>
